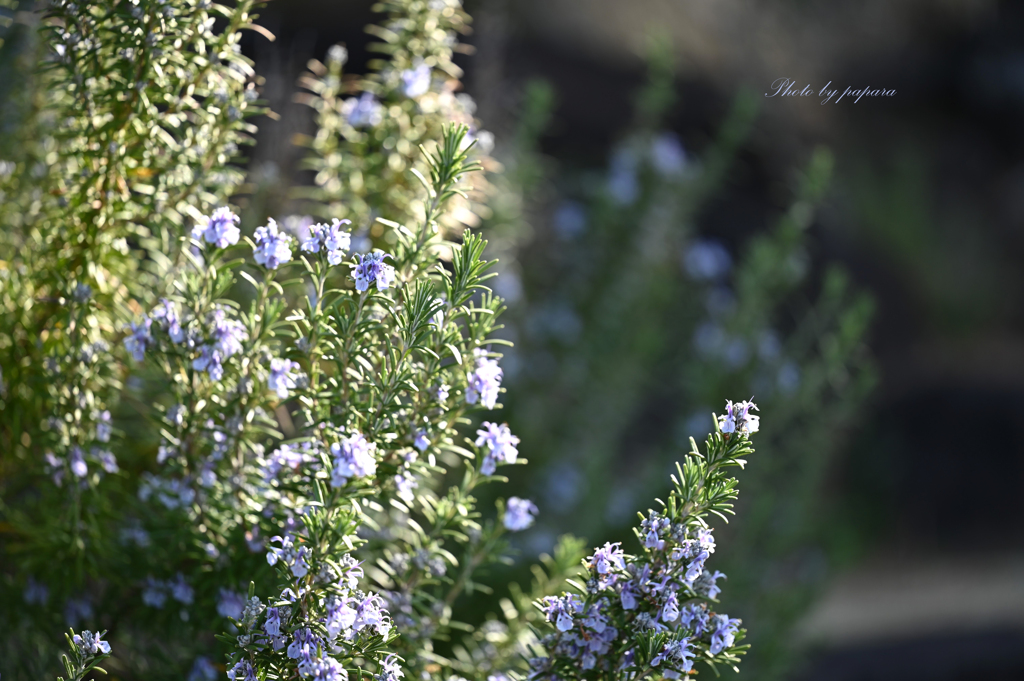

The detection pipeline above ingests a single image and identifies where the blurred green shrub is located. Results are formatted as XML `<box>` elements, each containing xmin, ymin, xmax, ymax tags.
<box><xmin>483</xmin><ymin>40</ymin><xmax>876</xmax><ymax>681</ymax></box>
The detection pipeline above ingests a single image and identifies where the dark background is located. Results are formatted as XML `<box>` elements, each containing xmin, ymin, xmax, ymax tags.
<box><xmin>240</xmin><ymin>1</ymin><xmax>1024</xmax><ymax>678</ymax></box>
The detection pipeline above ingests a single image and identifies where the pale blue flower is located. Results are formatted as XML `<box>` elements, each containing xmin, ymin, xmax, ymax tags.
<box><xmin>709</xmin><ymin>615</ymin><xmax>741</xmax><ymax>654</ymax></box>
<box><xmin>264</xmin><ymin>606</ymin><xmax>282</xmax><ymax>635</ymax></box>
<box><xmin>504</xmin><ymin>497</ymin><xmax>538</xmax><ymax>531</ymax></box>
<box><xmin>718</xmin><ymin>399</ymin><xmax>759</xmax><ymax>435</ymax></box>
<box><xmin>401</xmin><ymin>62</ymin><xmax>431</xmax><ymax>98</ymax></box>
<box><xmin>123</xmin><ymin>318</ymin><xmax>152</xmax><ymax>361</ymax></box>
<box><xmin>191</xmin><ymin>207</ymin><xmax>240</xmax><ymax>248</ymax></box>
<box><xmin>683</xmin><ymin>240</ymin><xmax>732</xmax><ymax>281</ymax></box>
<box><xmin>589</xmin><ymin>542</ymin><xmax>626</xmax><ymax>575</ymax></box>
<box><xmin>268</xmin><ymin>357</ymin><xmax>299</xmax><ymax>399</ymax></box>
<box><xmin>94</xmin><ymin>448</ymin><xmax>118</xmax><ymax>474</ymax></box>
<box><xmin>217</xmin><ymin>588</ymin><xmax>246</xmax><ymax>619</ymax></box>
<box><xmin>210</xmin><ymin>308</ymin><xmax>247</xmax><ymax>358</ymax></box>
<box><xmin>301</xmin><ymin>218</ymin><xmax>352</xmax><ymax>265</ymax></box>
<box><xmin>72</xmin><ymin>630</ymin><xmax>111</xmax><ymax>655</ymax></box>
<box><xmin>69</xmin><ymin>446</ymin><xmax>87</xmax><ymax>478</ymax></box>
<box><xmin>24</xmin><ymin>577</ymin><xmax>49</xmax><ymax>606</ymax></box>
<box><xmin>394</xmin><ymin>473</ymin><xmax>417</xmax><ymax>502</ymax></box>
<box><xmin>253</xmin><ymin>218</ymin><xmax>293</xmax><ymax>270</ymax></box>
<box><xmin>351</xmin><ymin>250</ymin><xmax>396</xmax><ymax>292</ymax></box>
<box><xmin>227</xmin><ymin>659</ymin><xmax>258</xmax><ymax>681</ymax></box>
<box><xmin>170</xmin><ymin>572</ymin><xmax>193</xmax><ymax>604</ymax></box>
<box><xmin>329</xmin><ymin>432</ymin><xmax>377</xmax><ymax>486</ymax></box>
<box><xmin>475</xmin><ymin>421</ymin><xmax>519</xmax><ymax>475</ymax></box>
<box><xmin>345</xmin><ymin>92</ymin><xmax>383</xmax><ymax>127</ymax></box>
<box><xmin>188</xmin><ymin>656</ymin><xmax>218</xmax><ymax>681</ymax></box>
<box><xmin>466</xmin><ymin>349</ymin><xmax>502</xmax><ymax>409</ymax></box>
<box><xmin>142</xmin><ymin>577</ymin><xmax>168</xmax><ymax>608</ymax></box>
<box><xmin>650</xmin><ymin>132</ymin><xmax>687</xmax><ymax>176</ymax></box>
<box><xmin>325</xmin><ymin>595</ymin><xmax>357</xmax><ymax>639</ymax></box>
<box><xmin>95</xmin><ymin>410</ymin><xmax>111</xmax><ymax>442</ymax></box>
<box><xmin>192</xmin><ymin>345</ymin><xmax>224</xmax><ymax>381</ymax></box>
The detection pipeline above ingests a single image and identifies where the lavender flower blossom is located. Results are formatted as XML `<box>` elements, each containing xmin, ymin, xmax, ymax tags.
<box><xmin>123</xmin><ymin>318</ymin><xmax>152</xmax><ymax>361</ymax></box>
<box><xmin>94</xmin><ymin>448</ymin><xmax>118</xmax><ymax>474</ymax></box>
<box><xmin>218</xmin><ymin>589</ymin><xmax>246</xmax><ymax>619</ymax></box>
<box><xmin>308</xmin><ymin>656</ymin><xmax>348</xmax><ymax>681</ymax></box>
<box><xmin>465</xmin><ymin>349</ymin><xmax>502</xmax><ymax>409</ymax></box>
<box><xmin>189</xmin><ymin>656</ymin><xmax>219</xmax><ymax>681</ymax></box>
<box><xmin>709</xmin><ymin>615</ymin><xmax>741</xmax><ymax>654</ymax></box>
<box><xmin>142</xmin><ymin>577</ymin><xmax>168</xmax><ymax>608</ymax></box>
<box><xmin>191</xmin><ymin>207</ymin><xmax>241</xmax><ymax>248</ymax></box>
<box><xmin>95</xmin><ymin>410</ymin><xmax>111</xmax><ymax>442</ymax></box>
<box><xmin>267</xmin><ymin>534</ymin><xmax>311</xmax><ymax>578</ymax></box>
<box><xmin>394</xmin><ymin>473</ymin><xmax>417</xmax><ymax>502</ymax></box>
<box><xmin>352</xmin><ymin>592</ymin><xmax>392</xmax><ymax>637</ymax></box>
<box><xmin>44</xmin><ymin>452</ymin><xmax>64</xmax><ymax>486</ymax></box>
<box><xmin>475</xmin><ymin>421</ymin><xmax>519</xmax><ymax>475</ymax></box>
<box><xmin>72</xmin><ymin>630</ymin><xmax>111</xmax><ymax>655</ymax></box>
<box><xmin>24</xmin><ymin>577</ymin><xmax>49</xmax><ymax>606</ymax></box>
<box><xmin>413</xmin><ymin>430</ymin><xmax>430</xmax><ymax>452</ymax></box>
<box><xmin>344</xmin><ymin>92</ymin><xmax>383</xmax><ymax>127</ymax></box>
<box><xmin>227</xmin><ymin>659</ymin><xmax>257</xmax><ymax>681</ymax></box>
<box><xmin>301</xmin><ymin>218</ymin><xmax>352</xmax><ymax>265</ymax></box>
<box><xmin>264</xmin><ymin>606</ymin><xmax>282</xmax><ymax>635</ymax></box>
<box><xmin>695</xmin><ymin>570</ymin><xmax>726</xmax><ymax>599</ymax></box>
<box><xmin>589</xmin><ymin>542</ymin><xmax>626</xmax><ymax>577</ymax></box>
<box><xmin>401</xmin><ymin>62</ymin><xmax>431</xmax><ymax>98</ymax></box>
<box><xmin>377</xmin><ymin>653</ymin><xmax>404</xmax><ymax>681</ymax></box>
<box><xmin>325</xmin><ymin>595</ymin><xmax>357</xmax><ymax>639</ymax></box>
<box><xmin>253</xmin><ymin>218</ymin><xmax>293</xmax><ymax>270</ymax></box>
<box><xmin>351</xmin><ymin>251</ymin><xmax>396</xmax><ymax>292</ymax></box>
<box><xmin>504</xmin><ymin>497</ymin><xmax>538</xmax><ymax>531</ymax></box>
<box><xmin>330</xmin><ymin>432</ymin><xmax>377</xmax><ymax>486</ymax></box>
<box><xmin>69</xmin><ymin>446</ymin><xmax>87</xmax><ymax>478</ymax></box>
<box><xmin>170</xmin><ymin>572</ymin><xmax>194</xmax><ymax>604</ymax></box>
<box><xmin>541</xmin><ymin>594</ymin><xmax>583</xmax><ymax>632</ymax></box>
<box><xmin>192</xmin><ymin>345</ymin><xmax>224</xmax><ymax>382</ymax></box>
<box><xmin>268</xmin><ymin>358</ymin><xmax>300</xmax><ymax>399</ymax></box>
<box><xmin>718</xmin><ymin>399</ymin><xmax>759</xmax><ymax>435</ymax></box>
<box><xmin>435</xmin><ymin>383</ymin><xmax>450</xmax><ymax>401</ymax></box>
<box><xmin>210</xmin><ymin>308</ymin><xmax>248</xmax><ymax>358</ymax></box>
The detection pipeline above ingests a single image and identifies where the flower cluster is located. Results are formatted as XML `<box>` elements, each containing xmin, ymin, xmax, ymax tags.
<box><xmin>330</xmin><ymin>432</ymin><xmax>378</xmax><ymax>486</ymax></box>
<box><xmin>466</xmin><ymin>349</ymin><xmax>503</xmax><ymax>409</ymax></box>
<box><xmin>718</xmin><ymin>399</ymin><xmax>759</xmax><ymax>435</ymax></box>
<box><xmin>71</xmin><ymin>630</ymin><xmax>111</xmax><ymax>655</ymax></box>
<box><xmin>192</xmin><ymin>207</ymin><xmax>241</xmax><ymax>249</ymax></box>
<box><xmin>59</xmin><ymin>629</ymin><xmax>113</xmax><ymax>681</ymax></box>
<box><xmin>254</xmin><ymin>218</ymin><xmax>294</xmax><ymax>270</ymax></box>
<box><xmin>352</xmin><ymin>251</ymin><xmax>396</xmax><ymax>292</ymax></box>
<box><xmin>194</xmin><ymin>307</ymin><xmax>249</xmax><ymax>382</ymax></box>
<box><xmin>529</xmin><ymin>401</ymin><xmax>758</xmax><ymax>679</ymax></box>
<box><xmin>475</xmin><ymin>421</ymin><xmax>520</xmax><ymax>475</ymax></box>
<box><xmin>301</xmin><ymin>219</ymin><xmax>352</xmax><ymax>265</ymax></box>
<box><xmin>141</xmin><ymin>573</ymin><xmax>194</xmax><ymax>609</ymax></box>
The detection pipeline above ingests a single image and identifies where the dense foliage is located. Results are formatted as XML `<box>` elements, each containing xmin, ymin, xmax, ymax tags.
<box><xmin>0</xmin><ymin>2</ymin><xmax>870</xmax><ymax>680</ymax></box>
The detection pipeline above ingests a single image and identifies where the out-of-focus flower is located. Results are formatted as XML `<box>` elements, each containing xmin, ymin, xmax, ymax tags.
<box><xmin>253</xmin><ymin>218</ymin><xmax>293</xmax><ymax>270</ymax></box>
<box><xmin>344</xmin><ymin>92</ymin><xmax>383</xmax><ymax>128</ymax></box>
<box><xmin>191</xmin><ymin>207</ymin><xmax>240</xmax><ymax>248</ymax></box>
<box><xmin>504</xmin><ymin>497</ymin><xmax>538</xmax><ymax>531</ymax></box>
<box><xmin>401</xmin><ymin>62</ymin><xmax>431</xmax><ymax>98</ymax></box>
<box><xmin>466</xmin><ymin>349</ymin><xmax>502</xmax><ymax>409</ymax></box>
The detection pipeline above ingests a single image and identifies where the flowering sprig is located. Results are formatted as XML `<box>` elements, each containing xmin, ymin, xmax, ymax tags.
<box><xmin>58</xmin><ymin>629</ymin><xmax>111</xmax><ymax>681</ymax></box>
<box><xmin>529</xmin><ymin>401</ymin><xmax>758</xmax><ymax>680</ymax></box>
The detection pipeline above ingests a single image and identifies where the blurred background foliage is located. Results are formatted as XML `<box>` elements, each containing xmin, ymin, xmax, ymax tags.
<box><xmin>3</xmin><ymin>0</ymin><xmax>1024</xmax><ymax>679</ymax></box>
